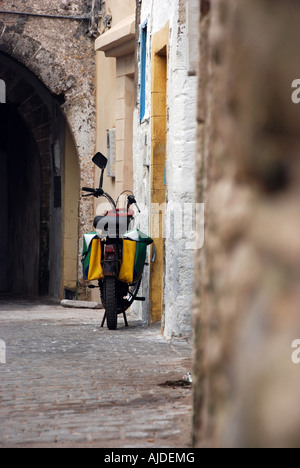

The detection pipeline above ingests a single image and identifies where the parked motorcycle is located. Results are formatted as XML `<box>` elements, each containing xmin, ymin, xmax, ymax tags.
<box><xmin>82</xmin><ymin>152</ymin><xmax>154</xmax><ymax>330</ymax></box>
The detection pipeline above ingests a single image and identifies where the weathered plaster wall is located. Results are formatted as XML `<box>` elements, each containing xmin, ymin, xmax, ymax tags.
<box><xmin>193</xmin><ymin>0</ymin><xmax>300</xmax><ymax>448</ymax></box>
<box><xmin>133</xmin><ymin>0</ymin><xmax>198</xmax><ymax>336</ymax></box>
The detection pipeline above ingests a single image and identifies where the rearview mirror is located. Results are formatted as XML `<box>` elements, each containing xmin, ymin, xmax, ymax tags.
<box><xmin>93</xmin><ymin>152</ymin><xmax>107</xmax><ymax>170</ymax></box>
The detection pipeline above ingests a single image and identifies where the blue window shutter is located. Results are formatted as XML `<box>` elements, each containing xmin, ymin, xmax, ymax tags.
<box><xmin>140</xmin><ymin>23</ymin><xmax>147</xmax><ymax>122</ymax></box>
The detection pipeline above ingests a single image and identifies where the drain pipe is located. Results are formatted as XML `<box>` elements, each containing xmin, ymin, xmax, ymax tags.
<box><xmin>0</xmin><ymin>10</ymin><xmax>90</xmax><ymax>21</ymax></box>
<box><xmin>0</xmin><ymin>0</ymin><xmax>104</xmax><ymax>36</ymax></box>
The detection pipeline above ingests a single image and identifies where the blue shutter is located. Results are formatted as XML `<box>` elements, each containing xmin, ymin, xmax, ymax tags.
<box><xmin>140</xmin><ymin>22</ymin><xmax>147</xmax><ymax>122</ymax></box>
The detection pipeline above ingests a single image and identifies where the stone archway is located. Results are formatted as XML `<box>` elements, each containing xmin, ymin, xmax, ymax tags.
<box><xmin>0</xmin><ymin>5</ymin><xmax>97</xmax><ymax>298</ymax></box>
<box><xmin>0</xmin><ymin>53</ymin><xmax>81</xmax><ymax>298</ymax></box>
<box><xmin>0</xmin><ymin>7</ymin><xmax>96</xmax><ymax>184</ymax></box>
<box><xmin>0</xmin><ymin>6</ymin><xmax>96</xmax><ymax>298</ymax></box>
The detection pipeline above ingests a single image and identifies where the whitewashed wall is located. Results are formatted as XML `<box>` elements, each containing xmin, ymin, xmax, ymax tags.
<box><xmin>133</xmin><ymin>0</ymin><xmax>199</xmax><ymax>337</ymax></box>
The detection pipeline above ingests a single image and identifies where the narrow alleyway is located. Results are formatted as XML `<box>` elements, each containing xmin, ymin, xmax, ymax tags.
<box><xmin>0</xmin><ymin>299</ymin><xmax>192</xmax><ymax>448</ymax></box>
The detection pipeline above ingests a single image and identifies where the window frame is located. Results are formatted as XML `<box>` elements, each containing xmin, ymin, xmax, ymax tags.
<box><xmin>139</xmin><ymin>21</ymin><xmax>148</xmax><ymax>122</ymax></box>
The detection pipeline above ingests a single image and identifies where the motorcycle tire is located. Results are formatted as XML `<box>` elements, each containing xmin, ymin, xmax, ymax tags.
<box><xmin>105</xmin><ymin>277</ymin><xmax>118</xmax><ymax>330</ymax></box>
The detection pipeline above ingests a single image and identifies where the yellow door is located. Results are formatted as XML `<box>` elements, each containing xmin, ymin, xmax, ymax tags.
<box><xmin>149</xmin><ymin>23</ymin><xmax>169</xmax><ymax>329</ymax></box>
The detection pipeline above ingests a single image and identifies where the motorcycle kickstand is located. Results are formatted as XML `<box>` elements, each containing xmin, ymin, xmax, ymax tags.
<box><xmin>100</xmin><ymin>311</ymin><xmax>129</xmax><ymax>328</ymax></box>
<box><xmin>101</xmin><ymin>312</ymin><xmax>106</xmax><ymax>328</ymax></box>
<box><xmin>123</xmin><ymin>312</ymin><xmax>129</xmax><ymax>327</ymax></box>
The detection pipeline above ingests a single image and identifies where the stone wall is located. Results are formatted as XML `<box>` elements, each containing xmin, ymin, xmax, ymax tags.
<box><xmin>193</xmin><ymin>0</ymin><xmax>300</xmax><ymax>448</ymax></box>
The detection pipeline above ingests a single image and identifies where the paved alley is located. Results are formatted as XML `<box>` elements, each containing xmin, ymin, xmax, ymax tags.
<box><xmin>0</xmin><ymin>299</ymin><xmax>192</xmax><ymax>448</ymax></box>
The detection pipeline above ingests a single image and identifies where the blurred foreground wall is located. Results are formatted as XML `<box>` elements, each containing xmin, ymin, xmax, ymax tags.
<box><xmin>193</xmin><ymin>0</ymin><xmax>300</xmax><ymax>448</ymax></box>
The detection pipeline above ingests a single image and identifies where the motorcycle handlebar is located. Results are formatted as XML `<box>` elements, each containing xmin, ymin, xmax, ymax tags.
<box><xmin>127</xmin><ymin>195</ymin><xmax>141</xmax><ymax>213</ymax></box>
<box><xmin>82</xmin><ymin>187</ymin><xmax>104</xmax><ymax>197</ymax></box>
<box><xmin>82</xmin><ymin>187</ymin><xmax>96</xmax><ymax>193</ymax></box>
<box><xmin>82</xmin><ymin>187</ymin><xmax>117</xmax><ymax>214</ymax></box>
<box><xmin>82</xmin><ymin>187</ymin><xmax>141</xmax><ymax>215</ymax></box>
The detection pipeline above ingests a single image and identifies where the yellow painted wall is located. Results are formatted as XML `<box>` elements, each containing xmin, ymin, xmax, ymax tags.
<box><xmin>95</xmin><ymin>20</ymin><xmax>135</xmax><ymax>205</ymax></box>
<box><xmin>93</xmin><ymin>2</ymin><xmax>136</xmax><ymax>303</ymax></box>
<box><xmin>115</xmin><ymin>58</ymin><xmax>135</xmax><ymax>194</ymax></box>
<box><xmin>95</xmin><ymin>51</ymin><xmax>116</xmax><ymax>202</ymax></box>
<box><xmin>62</xmin><ymin>124</ymin><xmax>80</xmax><ymax>296</ymax></box>
<box><xmin>105</xmin><ymin>0</ymin><xmax>136</xmax><ymax>26</ymax></box>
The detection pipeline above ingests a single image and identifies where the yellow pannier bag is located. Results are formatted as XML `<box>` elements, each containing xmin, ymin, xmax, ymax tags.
<box><xmin>88</xmin><ymin>237</ymin><xmax>104</xmax><ymax>281</ymax></box>
<box><xmin>82</xmin><ymin>233</ymin><xmax>104</xmax><ymax>281</ymax></box>
<box><xmin>118</xmin><ymin>239</ymin><xmax>137</xmax><ymax>284</ymax></box>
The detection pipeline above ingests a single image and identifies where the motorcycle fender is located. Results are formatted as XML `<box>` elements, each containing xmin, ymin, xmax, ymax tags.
<box><xmin>103</xmin><ymin>245</ymin><xmax>118</xmax><ymax>276</ymax></box>
<box><xmin>103</xmin><ymin>262</ymin><xmax>118</xmax><ymax>277</ymax></box>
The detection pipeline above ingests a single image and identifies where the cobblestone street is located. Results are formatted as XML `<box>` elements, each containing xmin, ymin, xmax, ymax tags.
<box><xmin>0</xmin><ymin>299</ymin><xmax>192</xmax><ymax>448</ymax></box>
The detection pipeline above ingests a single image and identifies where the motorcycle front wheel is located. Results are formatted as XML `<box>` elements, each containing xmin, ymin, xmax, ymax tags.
<box><xmin>104</xmin><ymin>277</ymin><xmax>118</xmax><ymax>330</ymax></box>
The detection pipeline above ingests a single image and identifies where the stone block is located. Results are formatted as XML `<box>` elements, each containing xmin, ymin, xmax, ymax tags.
<box><xmin>61</xmin><ymin>300</ymin><xmax>103</xmax><ymax>309</ymax></box>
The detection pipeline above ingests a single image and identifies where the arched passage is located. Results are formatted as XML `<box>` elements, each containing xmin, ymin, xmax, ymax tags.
<box><xmin>0</xmin><ymin>52</ymin><xmax>80</xmax><ymax>299</ymax></box>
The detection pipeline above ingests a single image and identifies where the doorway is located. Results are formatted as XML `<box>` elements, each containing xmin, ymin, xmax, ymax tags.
<box><xmin>0</xmin><ymin>53</ymin><xmax>80</xmax><ymax>300</ymax></box>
